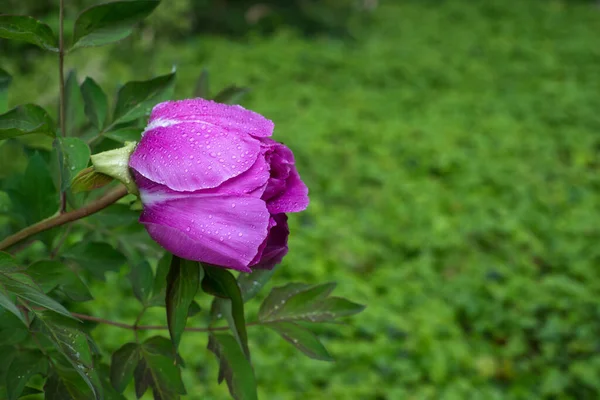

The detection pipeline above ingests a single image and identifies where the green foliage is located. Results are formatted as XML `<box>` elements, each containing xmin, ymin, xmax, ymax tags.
<box><xmin>112</xmin><ymin>71</ymin><xmax>175</xmax><ymax>125</ymax></box>
<box><xmin>0</xmin><ymin>16</ymin><xmax>58</xmax><ymax>51</ymax></box>
<box><xmin>71</xmin><ymin>0</ymin><xmax>161</xmax><ymax>49</ymax></box>
<box><xmin>165</xmin><ymin>257</ymin><xmax>201</xmax><ymax>348</ymax></box>
<box><xmin>0</xmin><ymin>104</ymin><xmax>55</xmax><ymax>140</ymax></box>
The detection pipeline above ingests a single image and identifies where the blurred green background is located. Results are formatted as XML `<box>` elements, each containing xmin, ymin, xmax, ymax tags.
<box><xmin>3</xmin><ymin>0</ymin><xmax>600</xmax><ymax>398</ymax></box>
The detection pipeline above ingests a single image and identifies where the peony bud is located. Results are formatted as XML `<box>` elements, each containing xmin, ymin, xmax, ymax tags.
<box><xmin>128</xmin><ymin>99</ymin><xmax>308</xmax><ymax>272</ymax></box>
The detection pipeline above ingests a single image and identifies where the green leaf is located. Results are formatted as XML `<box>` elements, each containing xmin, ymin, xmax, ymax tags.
<box><xmin>265</xmin><ymin>322</ymin><xmax>334</xmax><ymax>361</ymax></box>
<box><xmin>0</xmin><ymin>16</ymin><xmax>58</xmax><ymax>51</ymax></box>
<box><xmin>203</xmin><ymin>265</ymin><xmax>249</xmax><ymax>358</ymax></box>
<box><xmin>0</xmin><ymin>290</ymin><xmax>26</xmax><ymax>325</ymax></box>
<box><xmin>110</xmin><ymin>343</ymin><xmax>140</xmax><ymax>393</ymax></box>
<box><xmin>212</xmin><ymin>85</ymin><xmax>250</xmax><ymax>105</ymax></box>
<box><xmin>44</xmin><ymin>363</ymin><xmax>95</xmax><ymax>400</ymax></box>
<box><xmin>6</xmin><ymin>350</ymin><xmax>48</xmax><ymax>400</ymax></box>
<box><xmin>18</xmin><ymin>386</ymin><xmax>43</xmax><ymax>398</ymax></box>
<box><xmin>258</xmin><ymin>282</ymin><xmax>334</xmax><ymax>321</ymax></box>
<box><xmin>71</xmin><ymin>167</ymin><xmax>113</xmax><ymax>193</ymax></box>
<box><xmin>72</xmin><ymin>0</ymin><xmax>161</xmax><ymax>49</ymax></box>
<box><xmin>238</xmin><ymin>268</ymin><xmax>276</xmax><ymax>302</ymax></box>
<box><xmin>133</xmin><ymin>336</ymin><xmax>186</xmax><ymax>399</ymax></box>
<box><xmin>129</xmin><ymin>261</ymin><xmax>153</xmax><ymax>304</ymax></box>
<box><xmin>0</xmin><ymin>272</ymin><xmax>75</xmax><ymax>320</ymax></box>
<box><xmin>98</xmin><ymin>364</ymin><xmax>126</xmax><ymax>400</ymax></box>
<box><xmin>27</xmin><ymin>259</ymin><xmax>92</xmax><ymax>302</ymax></box>
<box><xmin>0</xmin><ymin>68</ymin><xmax>11</xmax><ymax>114</ymax></box>
<box><xmin>63</xmin><ymin>242</ymin><xmax>126</xmax><ymax>280</ymax></box>
<box><xmin>112</xmin><ymin>71</ymin><xmax>175</xmax><ymax>124</ymax></box>
<box><xmin>207</xmin><ymin>334</ymin><xmax>257</xmax><ymax>400</ymax></box>
<box><xmin>32</xmin><ymin>312</ymin><xmax>102</xmax><ymax>399</ymax></box>
<box><xmin>81</xmin><ymin>77</ymin><xmax>108</xmax><ymax>130</ymax></box>
<box><xmin>7</xmin><ymin>153</ymin><xmax>58</xmax><ymax>230</ymax></box>
<box><xmin>187</xmin><ymin>300</ymin><xmax>201</xmax><ymax>318</ymax></box>
<box><xmin>0</xmin><ymin>311</ymin><xmax>28</xmax><ymax>345</ymax></box>
<box><xmin>25</xmin><ymin>260</ymin><xmax>64</xmax><ymax>292</ymax></box>
<box><xmin>57</xmin><ymin>137</ymin><xmax>91</xmax><ymax>191</ymax></box>
<box><xmin>148</xmin><ymin>252</ymin><xmax>171</xmax><ymax>307</ymax></box>
<box><xmin>193</xmin><ymin>69</ymin><xmax>209</xmax><ymax>98</ymax></box>
<box><xmin>166</xmin><ymin>257</ymin><xmax>201</xmax><ymax>348</ymax></box>
<box><xmin>259</xmin><ymin>282</ymin><xmax>365</xmax><ymax>323</ymax></box>
<box><xmin>102</xmin><ymin>127</ymin><xmax>142</xmax><ymax>143</ymax></box>
<box><xmin>65</xmin><ymin>70</ymin><xmax>86</xmax><ymax>135</ymax></box>
<box><xmin>0</xmin><ymin>252</ymin><xmax>18</xmax><ymax>270</ymax></box>
<box><xmin>0</xmin><ymin>104</ymin><xmax>55</xmax><ymax>139</ymax></box>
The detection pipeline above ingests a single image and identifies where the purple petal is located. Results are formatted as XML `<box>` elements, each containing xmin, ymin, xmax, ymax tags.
<box><xmin>265</xmin><ymin>167</ymin><xmax>309</xmax><ymax>214</ymax></box>
<box><xmin>251</xmin><ymin>214</ymin><xmax>289</xmax><ymax>270</ymax></box>
<box><xmin>140</xmin><ymin>195</ymin><xmax>270</xmax><ymax>271</ymax></box>
<box><xmin>129</xmin><ymin>122</ymin><xmax>261</xmax><ymax>192</ymax></box>
<box><xmin>150</xmin><ymin>99</ymin><xmax>274</xmax><ymax>138</ymax></box>
<box><xmin>202</xmin><ymin>151</ymin><xmax>270</xmax><ymax>197</ymax></box>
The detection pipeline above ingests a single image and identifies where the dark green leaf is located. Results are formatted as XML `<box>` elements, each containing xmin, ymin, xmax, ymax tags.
<box><xmin>63</xmin><ymin>242</ymin><xmax>126</xmax><ymax>280</ymax></box>
<box><xmin>203</xmin><ymin>265</ymin><xmax>249</xmax><ymax>358</ymax></box>
<box><xmin>6</xmin><ymin>350</ymin><xmax>48</xmax><ymax>400</ymax></box>
<box><xmin>7</xmin><ymin>153</ymin><xmax>58</xmax><ymax>231</ymax></box>
<box><xmin>259</xmin><ymin>281</ymin><xmax>365</xmax><ymax>323</ymax></box>
<box><xmin>238</xmin><ymin>268</ymin><xmax>276</xmax><ymax>302</ymax></box>
<box><xmin>71</xmin><ymin>167</ymin><xmax>113</xmax><ymax>193</ymax></box>
<box><xmin>103</xmin><ymin>127</ymin><xmax>142</xmax><ymax>143</ymax></box>
<box><xmin>18</xmin><ymin>386</ymin><xmax>43</xmax><ymax>397</ymax></box>
<box><xmin>265</xmin><ymin>322</ymin><xmax>334</xmax><ymax>361</ymax></box>
<box><xmin>110</xmin><ymin>343</ymin><xmax>140</xmax><ymax>393</ymax></box>
<box><xmin>0</xmin><ymin>289</ymin><xmax>26</xmax><ymax>325</ymax></box>
<box><xmin>43</xmin><ymin>364</ymin><xmax>95</xmax><ymax>400</ymax></box>
<box><xmin>65</xmin><ymin>70</ymin><xmax>86</xmax><ymax>135</ymax></box>
<box><xmin>212</xmin><ymin>86</ymin><xmax>250</xmax><ymax>105</ymax></box>
<box><xmin>25</xmin><ymin>260</ymin><xmax>64</xmax><ymax>292</ymax></box>
<box><xmin>0</xmin><ymin>104</ymin><xmax>55</xmax><ymax>139</ymax></box>
<box><xmin>0</xmin><ymin>68</ymin><xmax>11</xmax><ymax>113</ymax></box>
<box><xmin>130</xmin><ymin>261</ymin><xmax>153</xmax><ymax>304</ymax></box>
<box><xmin>193</xmin><ymin>69</ymin><xmax>209</xmax><ymax>98</ymax></box>
<box><xmin>148</xmin><ymin>252</ymin><xmax>171</xmax><ymax>307</ymax></box>
<box><xmin>112</xmin><ymin>71</ymin><xmax>175</xmax><ymax>124</ymax></box>
<box><xmin>32</xmin><ymin>312</ymin><xmax>102</xmax><ymax>399</ymax></box>
<box><xmin>72</xmin><ymin>0</ymin><xmax>161</xmax><ymax>49</ymax></box>
<box><xmin>166</xmin><ymin>257</ymin><xmax>201</xmax><ymax>348</ymax></box>
<box><xmin>98</xmin><ymin>363</ymin><xmax>126</xmax><ymax>400</ymax></box>
<box><xmin>0</xmin><ymin>16</ymin><xmax>58</xmax><ymax>51</ymax></box>
<box><xmin>258</xmin><ymin>282</ymin><xmax>335</xmax><ymax>322</ymax></box>
<box><xmin>27</xmin><ymin>259</ymin><xmax>92</xmax><ymax>302</ymax></box>
<box><xmin>57</xmin><ymin>137</ymin><xmax>91</xmax><ymax>191</ymax></box>
<box><xmin>133</xmin><ymin>337</ymin><xmax>186</xmax><ymax>399</ymax></box>
<box><xmin>187</xmin><ymin>301</ymin><xmax>201</xmax><ymax>318</ymax></box>
<box><xmin>207</xmin><ymin>334</ymin><xmax>257</xmax><ymax>400</ymax></box>
<box><xmin>0</xmin><ymin>252</ymin><xmax>18</xmax><ymax>270</ymax></box>
<box><xmin>0</xmin><ymin>311</ymin><xmax>28</xmax><ymax>345</ymax></box>
<box><xmin>0</xmin><ymin>272</ymin><xmax>75</xmax><ymax>319</ymax></box>
<box><xmin>81</xmin><ymin>77</ymin><xmax>108</xmax><ymax>130</ymax></box>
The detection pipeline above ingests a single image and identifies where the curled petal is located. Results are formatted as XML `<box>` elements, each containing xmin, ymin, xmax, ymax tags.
<box><xmin>251</xmin><ymin>214</ymin><xmax>289</xmax><ymax>270</ymax></box>
<box><xmin>265</xmin><ymin>168</ymin><xmax>309</xmax><ymax>214</ymax></box>
<box><xmin>140</xmin><ymin>195</ymin><xmax>270</xmax><ymax>271</ymax></box>
<box><xmin>150</xmin><ymin>99</ymin><xmax>274</xmax><ymax>138</ymax></box>
<box><xmin>129</xmin><ymin>122</ymin><xmax>261</xmax><ymax>192</ymax></box>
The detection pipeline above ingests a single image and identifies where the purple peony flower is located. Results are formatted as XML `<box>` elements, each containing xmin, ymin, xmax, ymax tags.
<box><xmin>128</xmin><ymin>99</ymin><xmax>308</xmax><ymax>272</ymax></box>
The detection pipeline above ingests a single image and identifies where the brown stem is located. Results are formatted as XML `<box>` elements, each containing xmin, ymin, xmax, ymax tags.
<box><xmin>58</xmin><ymin>0</ymin><xmax>67</xmax><ymax>213</ymax></box>
<box><xmin>0</xmin><ymin>185</ymin><xmax>128</xmax><ymax>251</ymax></box>
<box><xmin>71</xmin><ymin>312</ymin><xmax>259</xmax><ymax>332</ymax></box>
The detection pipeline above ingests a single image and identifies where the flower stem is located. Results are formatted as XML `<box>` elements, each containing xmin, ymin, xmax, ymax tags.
<box><xmin>58</xmin><ymin>0</ymin><xmax>67</xmax><ymax>213</ymax></box>
<box><xmin>71</xmin><ymin>312</ymin><xmax>259</xmax><ymax>332</ymax></box>
<box><xmin>0</xmin><ymin>185</ymin><xmax>128</xmax><ymax>251</ymax></box>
